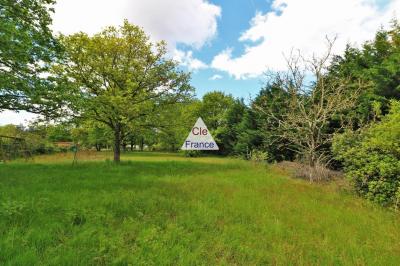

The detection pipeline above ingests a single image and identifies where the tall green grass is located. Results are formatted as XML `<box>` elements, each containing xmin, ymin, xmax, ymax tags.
<box><xmin>0</xmin><ymin>152</ymin><xmax>399</xmax><ymax>265</ymax></box>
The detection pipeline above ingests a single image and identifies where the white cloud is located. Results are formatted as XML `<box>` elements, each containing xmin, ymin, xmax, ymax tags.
<box><xmin>212</xmin><ymin>0</ymin><xmax>400</xmax><ymax>79</ymax></box>
<box><xmin>173</xmin><ymin>50</ymin><xmax>208</xmax><ymax>71</ymax></box>
<box><xmin>0</xmin><ymin>111</ymin><xmax>38</xmax><ymax>126</ymax></box>
<box><xmin>1</xmin><ymin>0</ymin><xmax>221</xmax><ymax>125</ymax></box>
<box><xmin>209</xmin><ymin>74</ymin><xmax>223</xmax><ymax>80</ymax></box>
<box><xmin>52</xmin><ymin>0</ymin><xmax>221</xmax><ymax>49</ymax></box>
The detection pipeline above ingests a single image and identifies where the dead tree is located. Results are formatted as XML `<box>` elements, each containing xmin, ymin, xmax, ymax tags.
<box><xmin>256</xmin><ymin>38</ymin><xmax>366</xmax><ymax>181</ymax></box>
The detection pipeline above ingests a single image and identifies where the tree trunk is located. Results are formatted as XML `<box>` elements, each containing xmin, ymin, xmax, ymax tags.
<box><xmin>140</xmin><ymin>137</ymin><xmax>144</xmax><ymax>151</ymax></box>
<box><xmin>113</xmin><ymin>126</ymin><xmax>121</xmax><ymax>163</ymax></box>
<box><xmin>308</xmin><ymin>150</ymin><xmax>317</xmax><ymax>182</ymax></box>
<box><xmin>130</xmin><ymin>139</ymin><xmax>134</xmax><ymax>151</ymax></box>
<box><xmin>95</xmin><ymin>143</ymin><xmax>101</xmax><ymax>152</ymax></box>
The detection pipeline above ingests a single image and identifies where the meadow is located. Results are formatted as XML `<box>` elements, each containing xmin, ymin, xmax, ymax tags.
<box><xmin>0</xmin><ymin>152</ymin><xmax>399</xmax><ymax>265</ymax></box>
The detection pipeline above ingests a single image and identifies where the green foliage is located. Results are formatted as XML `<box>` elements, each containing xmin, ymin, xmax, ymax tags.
<box><xmin>0</xmin><ymin>124</ymin><xmax>57</xmax><ymax>157</ymax></box>
<box><xmin>0</xmin><ymin>0</ymin><xmax>66</xmax><ymax>116</ymax></box>
<box><xmin>247</xmin><ymin>84</ymin><xmax>296</xmax><ymax>161</ymax></box>
<box><xmin>46</xmin><ymin>124</ymin><xmax>73</xmax><ymax>142</ymax></box>
<box><xmin>214</xmin><ymin>98</ymin><xmax>247</xmax><ymax>155</ymax></box>
<box><xmin>71</xmin><ymin>121</ymin><xmax>112</xmax><ymax>151</ymax></box>
<box><xmin>56</xmin><ymin>20</ymin><xmax>193</xmax><ymax>161</ymax></box>
<box><xmin>153</xmin><ymin>101</ymin><xmax>199</xmax><ymax>151</ymax></box>
<box><xmin>249</xmin><ymin>149</ymin><xmax>269</xmax><ymax>162</ymax></box>
<box><xmin>328</xmin><ymin>20</ymin><xmax>400</xmax><ymax>126</ymax></box>
<box><xmin>0</xmin><ymin>124</ymin><xmax>22</xmax><ymax>138</ymax></box>
<box><xmin>191</xmin><ymin>91</ymin><xmax>235</xmax><ymax>154</ymax></box>
<box><xmin>196</xmin><ymin>91</ymin><xmax>234</xmax><ymax>131</ymax></box>
<box><xmin>183</xmin><ymin>150</ymin><xmax>201</xmax><ymax>157</ymax></box>
<box><xmin>233</xmin><ymin>109</ymin><xmax>263</xmax><ymax>156</ymax></box>
<box><xmin>333</xmin><ymin>100</ymin><xmax>400</xmax><ymax>208</ymax></box>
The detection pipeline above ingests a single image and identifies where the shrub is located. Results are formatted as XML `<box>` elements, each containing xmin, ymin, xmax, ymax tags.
<box><xmin>183</xmin><ymin>150</ymin><xmax>201</xmax><ymax>157</ymax></box>
<box><xmin>333</xmin><ymin>100</ymin><xmax>400</xmax><ymax>208</ymax></box>
<box><xmin>296</xmin><ymin>161</ymin><xmax>340</xmax><ymax>181</ymax></box>
<box><xmin>249</xmin><ymin>149</ymin><xmax>269</xmax><ymax>163</ymax></box>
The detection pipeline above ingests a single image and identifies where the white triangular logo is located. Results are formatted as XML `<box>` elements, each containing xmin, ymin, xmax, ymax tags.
<box><xmin>181</xmin><ymin>117</ymin><xmax>219</xmax><ymax>150</ymax></box>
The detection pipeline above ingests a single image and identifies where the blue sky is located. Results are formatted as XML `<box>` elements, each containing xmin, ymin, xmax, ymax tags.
<box><xmin>175</xmin><ymin>0</ymin><xmax>396</xmax><ymax>99</ymax></box>
<box><xmin>180</xmin><ymin>0</ymin><xmax>271</xmax><ymax>100</ymax></box>
<box><xmin>0</xmin><ymin>0</ymin><xmax>399</xmax><ymax>125</ymax></box>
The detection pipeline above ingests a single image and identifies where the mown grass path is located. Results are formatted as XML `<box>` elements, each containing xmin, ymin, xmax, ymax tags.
<box><xmin>0</xmin><ymin>152</ymin><xmax>399</xmax><ymax>265</ymax></box>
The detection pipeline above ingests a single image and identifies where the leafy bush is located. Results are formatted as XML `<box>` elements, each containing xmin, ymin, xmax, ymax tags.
<box><xmin>183</xmin><ymin>150</ymin><xmax>201</xmax><ymax>157</ymax></box>
<box><xmin>333</xmin><ymin>100</ymin><xmax>400</xmax><ymax>208</ymax></box>
<box><xmin>249</xmin><ymin>149</ymin><xmax>269</xmax><ymax>163</ymax></box>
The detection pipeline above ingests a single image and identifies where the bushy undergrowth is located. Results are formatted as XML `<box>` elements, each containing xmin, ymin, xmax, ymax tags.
<box><xmin>183</xmin><ymin>150</ymin><xmax>202</xmax><ymax>157</ymax></box>
<box><xmin>333</xmin><ymin>100</ymin><xmax>400</xmax><ymax>208</ymax></box>
<box><xmin>248</xmin><ymin>149</ymin><xmax>269</xmax><ymax>162</ymax></box>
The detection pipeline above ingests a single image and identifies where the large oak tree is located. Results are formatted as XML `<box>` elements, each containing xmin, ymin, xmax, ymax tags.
<box><xmin>58</xmin><ymin>21</ymin><xmax>193</xmax><ymax>162</ymax></box>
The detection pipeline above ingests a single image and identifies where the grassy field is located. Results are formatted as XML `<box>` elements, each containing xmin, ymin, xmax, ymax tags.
<box><xmin>0</xmin><ymin>152</ymin><xmax>399</xmax><ymax>265</ymax></box>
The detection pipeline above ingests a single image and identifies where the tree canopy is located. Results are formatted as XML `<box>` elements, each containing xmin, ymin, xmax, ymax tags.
<box><xmin>0</xmin><ymin>0</ymin><xmax>65</xmax><ymax>116</ymax></box>
<box><xmin>56</xmin><ymin>20</ymin><xmax>193</xmax><ymax>161</ymax></box>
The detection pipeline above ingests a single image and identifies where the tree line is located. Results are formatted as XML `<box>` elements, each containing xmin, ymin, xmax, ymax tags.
<box><xmin>1</xmin><ymin>1</ymin><xmax>399</xmax><ymax>208</ymax></box>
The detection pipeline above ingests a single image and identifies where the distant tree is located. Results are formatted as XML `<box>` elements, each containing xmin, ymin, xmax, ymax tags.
<box><xmin>0</xmin><ymin>0</ymin><xmax>65</xmax><ymax>116</ymax></box>
<box><xmin>250</xmin><ymin>83</ymin><xmax>296</xmax><ymax>161</ymax></box>
<box><xmin>155</xmin><ymin>102</ymin><xmax>197</xmax><ymax>151</ymax></box>
<box><xmin>46</xmin><ymin>124</ymin><xmax>73</xmax><ymax>142</ymax></box>
<box><xmin>56</xmin><ymin>21</ymin><xmax>193</xmax><ymax>162</ymax></box>
<box><xmin>86</xmin><ymin>122</ymin><xmax>112</xmax><ymax>151</ymax></box>
<box><xmin>233</xmin><ymin>108</ymin><xmax>262</xmax><ymax>156</ymax></box>
<box><xmin>194</xmin><ymin>91</ymin><xmax>234</xmax><ymax>153</ymax></box>
<box><xmin>214</xmin><ymin>98</ymin><xmax>247</xmax><ymax>155</ymax></box>
<box><xmin>0</xmin><ymin>124</ymin><xmax>22</xmax><ymax>138</ymax></box>
<box><xmin>124</xmin><ymin>125</ymin><xmax>157</xmax><ymax>152</ymax></box>
<box><xmin>0</xmin><ymin>124</ymin><xmax>53</xmax><ymax>155</ymax></box>
<box><xmin>197</xmin><ymin>91</ymin><xmax>234</xmax><ymax>131</ymax></box>
<box><xmin>71</xmin><ymin>121</ymin><xmax>112</xmax><ymax>151</ymax></box>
